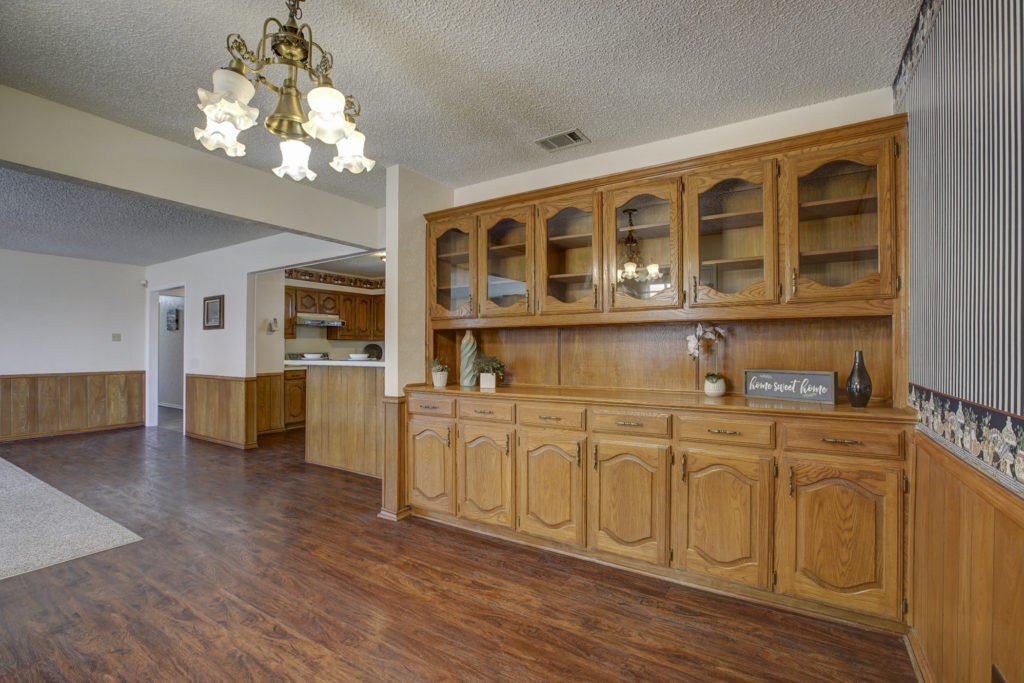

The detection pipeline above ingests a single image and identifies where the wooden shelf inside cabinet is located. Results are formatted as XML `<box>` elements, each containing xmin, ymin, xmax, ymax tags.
<box><xmin>617</xmin><ymin>222</ymin><xmax>670</xmax><ymax>239</ymax></box>
<box><xmin>488</xmin><ymin>242</ymin><xmax>528</xmax><ymax>257</ymax></box>
<box><xmin>547</xmin><ymin>233</ymin><xmax>594</xmax><ymax>249</ymax></box>
<box><xmin>798</xmin><ymin>195</ymin><xmax>878</xmax><ymax>221</ymax></box>
<box><xmin>799</xmin><ymin>246</ymin><xmax>879</xmax><ymax>265</ymax></box>
<box><xmin>701</xmin><ymin>256</ymin><xmax>765</xmax><ymax>268</ymax></box>
<box><xmin>437</xmin><ymin>250</ymin><xmax>471</xmax><ymax>264</ymax></box>
<box><xmin>700</xmin><ymin>210</ymin><xmax>764</xmax><ymax>233</ymax></box>
<box><xmin>437</xmin><ymin>284</ymin><xmax>471</xmax><ymax>293</ymax></box>
<box><xmin>548</xmin><ymin>272</ymin><xmax>592</xmax><ymax>283</ymax></box>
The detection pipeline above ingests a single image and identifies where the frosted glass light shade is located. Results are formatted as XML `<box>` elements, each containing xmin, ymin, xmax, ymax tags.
<box><xmin>194</xmin><ymin>116</ymin><xmax>246</xmax><ymax>157</ymax></box>
<box><xmin>646</xmin><ymin>263</ymin><xmax>662</xmax><ymax>279</ymax></box>
<box><xmin>196</xmin><ymin>69</ymin><xmax>259</xmax><ymax>132</ymax></box>
<box><xmin>329</xmin><ymin>129</ymin><xmax>376</xmax><ymax>174</ymax></box>
<box><xmin>273</xmin><ymin>140</ymin><xmax>317</xmax><ymax>181</ymax></box>
<box><xmin>302</xmin><ymin>86</ymin><xmax>354</xmax><ymax>143</ymax></box>
<box><xmin>622</xmin><ymin>261</ymin><xmax>638</xmax><ymax>279</ymax></box>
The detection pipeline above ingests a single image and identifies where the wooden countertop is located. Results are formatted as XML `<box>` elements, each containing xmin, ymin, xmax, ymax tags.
<box><xmin>405</xmin><ymin>383</ymin><xmax>916</xmax><ymax>423</ymax></box>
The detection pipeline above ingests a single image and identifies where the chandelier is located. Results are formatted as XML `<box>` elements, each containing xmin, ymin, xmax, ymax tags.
<box><xmin>193</xmin><ymin>0</ymin><xmax>374</xmax><ymax>182</ymax></box>
<box><xmin>617</xmin><ymin>209</ymin><xmax>662</xmax><ymax>282</ymax></box>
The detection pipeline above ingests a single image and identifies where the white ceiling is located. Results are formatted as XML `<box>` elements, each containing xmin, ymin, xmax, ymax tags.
<box><xmin>0</xmin><ymin>0</ymin><xmax>920</xmax><ymax>265</ymax></box>
<box><xmin>308</xmin><ymin>251</ymin><xmax>387</xmax><ymax>279</ymax></box>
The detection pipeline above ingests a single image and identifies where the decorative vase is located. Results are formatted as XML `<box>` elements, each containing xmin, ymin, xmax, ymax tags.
<box><xmin>431</xmin><ymin>370</ymin><xmax>448</xmax><ymax>388</ymax></box>
<box><xmin>845</xmin><ymin>350</ymin><xmax>872</xmax><ymax>407</ymax></box>
<box><xmin>704</xmin><ymin>376</ymin><xmax>726</xmax><ymax>397</ymax></box>
<box><xmin>460</xmin><ymin>330</ymin><xmax>478</xmax><ymax>387</ymax></box>
<box><xmin>479</xmin><ymin>372</ymin><xmax>496</xmax><ymax>390</ymax></box>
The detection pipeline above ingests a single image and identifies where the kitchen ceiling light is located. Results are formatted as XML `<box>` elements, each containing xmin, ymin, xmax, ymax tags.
<box><xmin>193</xmin><ymin>0</ymin><xmax>373</xmax><ymax>182</ymax></box>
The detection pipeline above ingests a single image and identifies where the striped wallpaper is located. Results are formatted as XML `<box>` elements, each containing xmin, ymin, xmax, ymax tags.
<box><xmin>896</xmin><ymin>0</ymin><xmax>1024</xmax><ymax>486</ymax></box>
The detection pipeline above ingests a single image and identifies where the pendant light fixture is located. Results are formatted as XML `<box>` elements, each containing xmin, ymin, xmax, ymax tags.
<box><xmin>193</xmin><ymin>0</ymin><xmax>374</xmax><ymax>182</ymax></box>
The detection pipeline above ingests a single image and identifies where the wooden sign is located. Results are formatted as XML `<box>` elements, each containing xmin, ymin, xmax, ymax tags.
<box><xmin>743</xmin><ymin>369</ymin><xmax>838</xmax><ymax>404</ymax></box>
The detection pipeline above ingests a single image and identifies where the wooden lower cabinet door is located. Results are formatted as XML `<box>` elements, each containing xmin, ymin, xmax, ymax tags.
<box><xmin>284</xmin><ymin>376</ymin><xmax>306</xmax><ymax>426</ymax></box>
<box><xmin>589</xmin><ymin>438</ymin><xmax>669</xmax><ymax>564</ymax></box>
<box><xmin>672</xmin><ymin>449</ymin><xmax>773</xmax><ymax>588</ymax></box>
<box><xmin>407</xmin><ymin>418</ymin><xmax>455</xmax><ymax>515</ymax></box>
<box><xmin>776</xmin><ymin>456</ymin><xmax>903</xmax><ymax>618</ymax></box>
<box><xmin>457</xmin><ymin>423</ymin><xmax>513</xmax><ymax>528</ymax></box>
<box><xmin>517</xmin><ymin>430</ymin><xmax>585</xmax><ymax>546</ymax></box>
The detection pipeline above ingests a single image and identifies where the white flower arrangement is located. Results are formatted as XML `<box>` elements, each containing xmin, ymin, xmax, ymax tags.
<box><xmin>686</xmin><ymin>322</ymin><xmax>724</xmax><ymax>380</ymax></box>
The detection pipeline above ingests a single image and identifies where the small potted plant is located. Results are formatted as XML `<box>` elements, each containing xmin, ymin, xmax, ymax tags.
<box><xmin>473</xmin><ymin>355</ymin><xmax>505</xmax><ymax>390</ymax></box>
<box><xmin>686</xmin><ymin>322</ymin><xmax>725</xmax><ymax>397</ymax></box>
<box><xmin>430</xmin><ymin>358</ymin><xmax>449</xmax><ymax>388</ymax></box>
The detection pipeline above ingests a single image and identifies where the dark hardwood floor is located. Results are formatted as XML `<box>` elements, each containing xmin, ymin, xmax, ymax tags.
<box><xmin>0</xmin><ymin>427</ymin><xmax>917</xmax><ymax>682</ymax></box>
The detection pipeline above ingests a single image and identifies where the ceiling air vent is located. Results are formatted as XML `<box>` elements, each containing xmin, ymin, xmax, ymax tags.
<box><xmin>535</xmin><ymin>128</ymin><xmax>590</xmax><ymax>152</ymax></box>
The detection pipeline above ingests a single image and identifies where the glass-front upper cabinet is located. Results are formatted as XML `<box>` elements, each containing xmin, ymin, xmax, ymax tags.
<box><xmin>428</xmin><ymin>215</ymin><xmax>476</xmax><ymax>319</ymax></box>
<box><xmin>782</xmin><ymin>137</ymin><xmax>895</xmax><ymax>302</ymax></box>
<box><xmin>477</xmin><ymin>206</ymin><xmax>534</xmax><ymax>317</ymax></box>
<box><xmin>603</xmin><ymin>178</ymin><xmax>680</xmax><ymax>310</ymax></box>
<box><xmin>684</xmin><ymin>159</ymin><xmax>778</xmax><ymax>307</ymax></box>
<box><xmin>537</xmin><ymin>192</ymin><xmax>600</xmax><ymax>315</ymax></box>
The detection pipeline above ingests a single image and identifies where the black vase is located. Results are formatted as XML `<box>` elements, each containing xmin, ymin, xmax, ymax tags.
<box><xmin>845</xmin><ymin>350</ymin><xmax>872</xmax><ymax>408</ymax></box>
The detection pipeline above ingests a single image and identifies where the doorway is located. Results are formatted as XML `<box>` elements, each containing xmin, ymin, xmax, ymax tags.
<box><xmin>157</xmin><ymin>288</ymin><xmax>185</xmax><ymax>431</ymax></box>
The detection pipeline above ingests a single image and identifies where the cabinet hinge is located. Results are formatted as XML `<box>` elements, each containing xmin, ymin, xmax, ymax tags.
<box><xmin>778</xmin><ymin>283</ymin><xmax>783</xmax><ymax>299</ymax></box>
<box><xmin>773</xmin><ymin>461</ymin><xmax>779</xmax><ymax>478</ymax></box>
<box><xmin>671</xmin><ymin>451</ymin><xmax>676</xmax><ymax>467</ymax></box>
<box><xmin>772</xmin><ymin>570</ymin><xmax>778</xmax><ymax>588</ymax></box>
<box><xmin>517</xmin><ymin>514</ymin><xmax>521</xmax><ymax>527</ymax></box>
<box><xmin>517</xmin><ymin>433</ymin><xmax>521</xmax><ymax>447</ymax></box>
<box><xmin>576</xmin><ymin>442</ymin><xmax>581</xmax><ymax>467</ymax></box>
<box><xmin>682</xmin><ymin>289</ymin><xmax>686</xmax><ymax>304</ymax></box>
<box><xmin>902</xmin><ymin>597</ymin><xmax>909</xmax><ymax>615</ymax></box>
<box><xmin>903</xmin><ymin>473</ymin><xmax>910</xmax><ymax>494</ymax></box>
<box><xmin>896</xmin><ymin>275</ymin><xmax>903</xmax><ymax>291</ymax></box>
<box><xmin>895</xmin><ymin>142</ymin><xmax>901</xmax><ymax>158</ymax></box>
<box><xmin>777</xmin><ymin>165</ymin><xmax>781</xmax><ymax>178</ymax></box>
<box><xmin>670</xmin><ymin>548</ymin><xmax>674</xmax><ymax>562</ymax></box>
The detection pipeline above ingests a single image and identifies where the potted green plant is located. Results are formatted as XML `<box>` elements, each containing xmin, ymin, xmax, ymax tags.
<box><xmin>473</xmin><ymin>355</ymin><xmax>505</xmax><ymax>390</ymax></box>
<box><xmin>430</xmin><ymin>358</ymin><xmax>449</xmax><ymax>388</ymax></box>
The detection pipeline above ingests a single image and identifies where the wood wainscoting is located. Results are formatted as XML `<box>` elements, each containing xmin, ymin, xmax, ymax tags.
<box><xmin>305</xmin><ymin>365</ymin><xmax>384</xmax><ymax>477</ymax></box>
<box><xmin>185</xmin><ymin>375</ymin><xmax>257</xmax><ymax>450</ymax></box>
<box><xmin>909</xmin><ymin>432</ymin><xmax>1024</xmax><ymax>682</ymax></box>
<box><xmin>255</xmin><ymin>373</ymin><xmax>285</xmax><ymax>435</ymax></box>
<box><xmin>0</xmin><ymin>371</ymin><xmax>144</xmax><ymax>443</ymax></box>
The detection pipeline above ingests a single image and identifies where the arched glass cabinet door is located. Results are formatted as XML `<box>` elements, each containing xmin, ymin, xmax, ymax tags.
<box><xmin>477</xmin><ymin>206</ymin><xmax>534</xmax><ymax>317</ymax></box>
<box><xmin>537</xmin><ymin>192</ymin><xmax>600</xmax><ymax>315</ymax></box>
<box><xmin>684</xmin><ymin>159</ymin><xmax>778</xmax><ymax>307</ymax></box>
<box><xmin>604</xmin><ymin>178</ymin><xmax>680</xmax><ymax>310</ymax></box>
<box><xmin>428</xmin><ymin>215</ymin><xmax>476</xmax><ymax>319</ymax></box>
<box><xmin>783</xmin><ymin>137</ymin><xmax>895</xmax><ymax>302</ymax></box>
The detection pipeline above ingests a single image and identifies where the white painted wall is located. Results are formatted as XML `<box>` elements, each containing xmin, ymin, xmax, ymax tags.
<box><xmin>253</xmin><ymin>271</ymin><xmax>284</xmax><ymax>375</ymax></box>
<box><xmin>0</xmin><ymin>249</ymin><xmax>147</xmax><ymax>375</ymax></box>
<box><xmin>157</xmin><ymin>294</ymin><xmax>185</xmax><ymax>406</ymax></box>
<box><xmin>0</xmin><ymin>85</ymin><xmax>380</xmax><ymax>245</ymax></box>
<box><xmin>454</xmin><ymin>89</ymin><xmax>895</xmax><ymax>205</ymax></box>
<box><xmin>384</xmin><ymin>166</ymin><xmax>453</xmax><ymax>396</ymax></box>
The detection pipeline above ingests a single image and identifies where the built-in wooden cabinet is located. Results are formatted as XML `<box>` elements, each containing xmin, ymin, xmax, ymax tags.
<box><xmin>684</xmin><ymin>159</ymin><xmax>778</xmax><ymax>307</ymax></box>
<box><xmin>372</xmin><ymin>294</ymin><xmax>385</xmax><ymax>338</ymax></box>
<box><xmin>775</xmin><ymin>455</ymin><xmax>904</xmax><ymax>618</ymax></box>
<box><xmin>782</xmin><ymin>137</ymin><xmax>895</xmax><ymax>302</ymax></box>
<box><xmin>457</xmin><ymin>423</ymin><xmax>514</xmax><ymax>528</ymax></box>
<box><xmin>284</xmin><ymin>369</ymin><xmax>306</xmax><ymax>427</ymax></box>
<box><xmin>428</xmin><ymin>216</ymin><xmax>476</xmax><ymax>319</ymax></box>
<box><xmin>407</xmin><ymin>417</ymin><xmax>455</xmax><ymax>515</ymax></box>
<box><xmin>604</xmin><ymin>178</ymin><xmax>681</xmax><ymax>311</ymax></box>
<box><xmin>284</xmin><ymin>287</ymin><xmax>297</xmax><ymax>339</ymax></box>
<box><xmin>537</xmin><ymin>193</ymin><xmax>601</xmax><ymax>315</ymax></box>
<box><xmin>517</xmin><ymin>430</ymin><xmax>586</xmax><ymax>545</ymax></box>
<box><xmin>286</xmin><ymin>285</ymin><xmax>384</xmax><ymax>341</ymax></box>
<box><xmin>296</xmin><ymin>288</ymin><xmax>320</xmax><ymax>314</ymax></box>
<box><xmin>333</xmin><ymin>292</ymin><xmax>373</xmax><ymax>339</ymax></box>
<box><xmin>589</xmin><ymin>437</ymin><xmax>670</xmax><ymax>564</ymax></box>
<box><xmin>478</xmin><ymin>206</ymin><xmax>535</xmax><ymax>318</ymax></box>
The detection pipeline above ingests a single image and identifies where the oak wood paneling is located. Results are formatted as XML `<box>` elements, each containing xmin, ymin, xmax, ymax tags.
<box><xmin>474</xmin><ymin>327</ymin><xmax>560</xmax><ymax>386</ymax></box>
<box><xmin>0</xmin><ymin>372</ymin><xmax>145</xmax><ymax>443</ymax></box>
<box><xmin>561</xmin><ymin>324</ymin><xmax>695</xmax><ymax>391</ymax></box>
<box><xmin>256</xmin><ymin>373</ymin><xmax>285</xmax><ymax>434</ymax></box>
<box><xmin>305</xmin><ymin>366</ymin><xmax>384</xmax><ymax>477</ymax></box>
<box><xmin>185</xmin><ymin>374</ymin><xmax>258</xmax><ymax>450</ymax></box>
<box><xmin>379</xmin><ymin>396</ymin><xmax>410</xmax><ymax>521</ymax></box>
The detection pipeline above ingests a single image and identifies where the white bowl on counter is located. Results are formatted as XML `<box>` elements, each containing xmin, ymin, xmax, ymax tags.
<box><xmin>302</xmin><ymin>353</ymin><xmax>322</xmax><ymax>359</ymax></box>
<box><xmin>348</xmin><ymin>353</ymin><xmax>370</xmax><ymax>360</ymax></box>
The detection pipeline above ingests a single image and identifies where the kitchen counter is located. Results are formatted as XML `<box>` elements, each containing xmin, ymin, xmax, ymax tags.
<box><xmin>285</xmin><ymin>359</ymin><xmax>385</xmax><ymax>368</ymax></box>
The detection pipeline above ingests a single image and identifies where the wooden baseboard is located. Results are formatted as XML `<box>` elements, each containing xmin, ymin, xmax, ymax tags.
<box><xmin>0</xmin><ymin>371</ymin><xmax>145</xmax><ymax>443</ymax></box>
<box><xmin>905</xmin><ymin>629</ymin><xmax>936</xmax><ymax>683</ymax></box>
<box><xmin>377</xmin><ymin>507</ymin><xmax>412</xmax><ymax>522</ymax></box>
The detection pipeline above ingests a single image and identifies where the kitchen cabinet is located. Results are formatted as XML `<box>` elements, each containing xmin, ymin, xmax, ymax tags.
<box><xmin>775</xmin><ymin>455</ymin><xmax>903</xmax><ymax>618</ymax></box>
<box><xmin>327</xmin><ymin>292</ymin><xmax>381</xmax><ymax>341</ymax></box>
<box><xmin>317</xmin><ymin>291</ymin><xmax>339</xmax><ymax>315</ymax></box>
<box><xmin>284</xmin><ymin>287</ymin><xmax>297</xmax><ymax>339</ymax></box>
<box><xmin>478</xmin><ymin>205</ymin><xmax>535</xmax><ymax>318</ymax></box>
<box><xmin>782</xmin><ymin>136</ymin><xmax>896</xmax><ymax>302</ymax></box>
<box><xmin>428</xmin><ymin>215</ymin><xmax>476</xmax><ymax>319</ymax></box>
<box><xmin>684</xmin><ymin>159</ymin><xmax>778</xmax><ymax>307</ymax></box>
<box><xmin>371</xmin><ymin>294</ymin><xmax>385</xmax><ymax>338</ymax></box>
<box><xmin>284</xmin><ymin>369</ymin><xmax>305</xmax><ymax>427</ymax></box>
<box><xmin>407</xmin><ymin>417</ymin><xmax>455</xmax><ymax>515</ymax></box>
<box><xmin>457</xmin><ymin>423</ymin><xmax>514</xmax><ymax>528</ymax></box>
<box><xmin>296</xmin><ymin>289</ymin><xmax>319</xmax><ymax>313</ymax></box>
<box><xmin>516</xmin><ymin>430</ymin><xmax>586</xmax><ymax>546</ymax></box>
<box><xmin>589</xmin><ymin>437</ymin><xmax>669</xmax><ymax>564</ymax></box>
<box><xmin>672</xmin><ymin>449</ymin><xmax>774</xmax><ymax>588</ymax></box>
<box><xmin>604</xmin><ymin>178</ymin><xmax>681</xmax><ymax>311</ymax></box>
<box><xmin>537</xmin><ymin>192</ymin><xmax>601</xmax><ymax>315</ymax></box>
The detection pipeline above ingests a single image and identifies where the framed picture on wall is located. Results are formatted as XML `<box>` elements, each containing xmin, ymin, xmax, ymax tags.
<box><xmin>203</xmin><ymin>295</ymin><xmax>224</xmax><ymax>330</ymax></box>
<box><xmin>166</xmin><ymin>308</ymin><xmax>180</xmax><ymax>331</ymax></box>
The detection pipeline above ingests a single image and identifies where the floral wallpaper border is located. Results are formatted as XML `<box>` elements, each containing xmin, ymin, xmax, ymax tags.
<box><xmin>909</xmin><ymin>383</ymin><xmax>1024</xmax><ymax>497</ymax></box>
<box><xmin>893</xmin><ymin>0</ymin><xmax>944</xmax><ymax>107</ymax></box>
<box><xmin>285</xmin><ymin>268</ymin><xmax>385</xmax><ymax>290</ymax></box>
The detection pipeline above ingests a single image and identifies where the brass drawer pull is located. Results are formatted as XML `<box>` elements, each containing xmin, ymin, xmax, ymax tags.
<box><xmin>473</xmin><ymin>409</ymin><xmax>494</xmax><ymax>415</ymax></box>
<box><xmin>707</xmin><ymin>428</ymin><xmax>740</xmax><ymax>435</ymax></box>
<box><xmin>420</xmin><ymin>404</ymin><xmax>438</xmax><ymax>410</ymax></box>
<box><xmin>822</xmin><ymin>438</ymin><xmax>862</xmax><ymax>445</ymax></box>
<box><xmin>538</xmin><ymin>415</ymin><xmax>562</xmax><ymax>421</ymax></box>
<box><xmin>616</xmin><ymin>420</ymin><xmax>643</xmax><ymax>427</ymax></box>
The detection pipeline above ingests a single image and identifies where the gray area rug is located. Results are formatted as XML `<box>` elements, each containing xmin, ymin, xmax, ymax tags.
<box><xmin>0</xmin><ymin>458</ymin><xmax>141</xmax><ymax>580</ymax></box>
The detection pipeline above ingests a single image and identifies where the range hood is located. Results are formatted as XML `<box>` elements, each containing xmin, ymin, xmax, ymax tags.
<box><xmin>296</xmin><ymin>313</ymin><xmax>346</xmax><ymax>327</ymax></box>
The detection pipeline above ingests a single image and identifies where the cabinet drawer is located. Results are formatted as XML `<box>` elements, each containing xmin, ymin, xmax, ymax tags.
<box><xmin>783</xmin><ymin>422</ymin><xmax>904</xmax><ymax>459</ymax></box>
<box><xmin>591</xmin><ymin>408</ymin><xmax>671</xmax><ymax>438</ymax></box>
<box><xmin>518</xmin><ymin>403</ymin><xmax>585</xmax><ymax>430</ymax></box>
<box><xmin>408</xmin><ymin>394</ymin><xmax>455</xmax><ymax>417</ymax></box>
<box><xmin>459</xmin><ymin>399</ymin><xmax>515</xmax><ymax>423</ymax></box>
<box><xmin>675</xmin><ymin>414</ymin><xmax>775</xmax><ymax>448</ymax></box>
<box><xmin>284</xmin><ymin>369</ymin><xmax>306</xmax><ymax>380</ymax></box>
